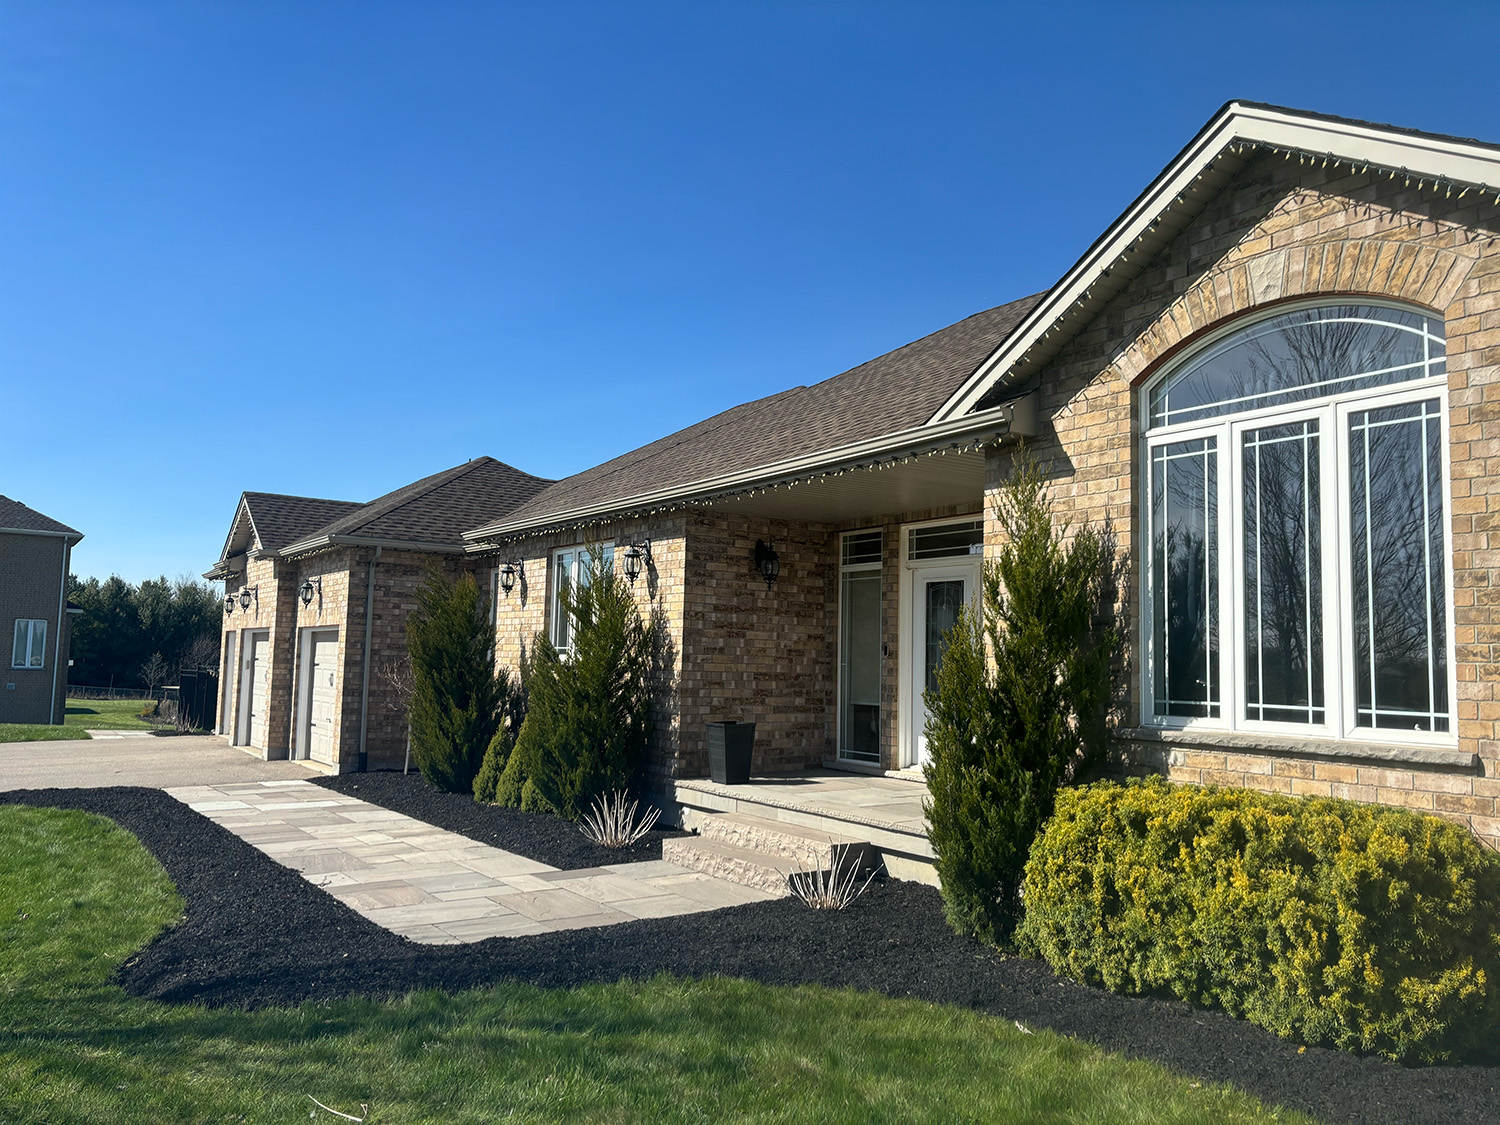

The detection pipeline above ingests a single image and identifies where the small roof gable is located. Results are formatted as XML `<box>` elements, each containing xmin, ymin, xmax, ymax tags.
<box><xmin>241</xmin><ymin>493</ymin><xmax>365</xmax><ymax>553</ymax></box>
<box><xmin>481</xmin><ymin>293</ymin><xmax>1042</xmax><ymax>534</ymax></box>
<box><xmin>0</xmin><ymin>495</ymin><xmax>82</xmax><ymax>539</ymax></box>
<box><xmin>281</xmin><ymin>457</ymin><xmax>553</xmax><ymax>555</ymax></box>
<box><xmin>934</xmin><ymin>100</ymin><xmax>1500</xmax><ymax>420</ymax></box>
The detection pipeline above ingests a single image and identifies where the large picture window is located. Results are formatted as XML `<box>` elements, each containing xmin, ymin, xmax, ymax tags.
<box><xmin>1143</xmin><ymin>303</ymin><xmax>1452</xmax><ymax>741</ymax></box>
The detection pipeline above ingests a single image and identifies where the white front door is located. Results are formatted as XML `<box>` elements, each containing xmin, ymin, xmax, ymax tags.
<box><xmin>242</xmin><ymin>632</ymin><xmax>270</xmax><ymax>748</ymax></box>
<box><xmin>909</xmin><ymin>564</ymin><xmax>980</xmax><ymax>767</ymax></box>
<box><xmin>306</xmin><ymin>631</ymin><xmax>339</xmax><ymax>763</ymax></box>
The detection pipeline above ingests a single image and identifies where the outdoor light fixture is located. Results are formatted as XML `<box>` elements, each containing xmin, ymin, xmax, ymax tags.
<box><xmin>299</xmin><ymin>577</ymin><xmax>322</xmax><ymax>608</ymax></box>
<box><xmin>238</xmin><ymin>586</ymin><xmax>259</xmax><ymax>612</ymax></box>
<box><xmin>753</xmin><ymin>539</ymin><xmax>780</xmax><ymax>590</ymax></box>
<box><xmin>622</xmin><ymin>538</ymin><xmax>652</xmax><ymax>585</ymax></box>
<box><xmin>224</xmin><ymin>593</ymin><xmax>235</xmax><ymax>616</ymax></box>
<box><xmin>499</xmin><ymin>560</ymin><xmax>521</xmax><ymax>596</ymax></box>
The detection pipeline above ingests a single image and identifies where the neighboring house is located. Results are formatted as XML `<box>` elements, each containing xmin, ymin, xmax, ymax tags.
<box><xmin>0</xmin><ymin>496</ymin><xmax>83</xmax><ymax>725</ymax></box>
<box><xmin>212</xmin><ymin>101</ymin><xmax>1500</xmax><ymax>852</ymax></box>
<box><xmin>204</xmin><ymin>458</ymin><xmax>551</xmax><ymax>769</ymax></box>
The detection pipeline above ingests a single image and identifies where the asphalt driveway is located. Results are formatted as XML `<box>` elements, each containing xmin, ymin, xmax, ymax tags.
<box><xmin>0</xmin><ymin>734</ymin><xmax>323</xmax><ymax>791</ymax></box>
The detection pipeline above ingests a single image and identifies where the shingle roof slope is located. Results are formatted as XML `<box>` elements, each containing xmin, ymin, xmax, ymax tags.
<box><xmin>290</xmin><ymin>458</ymin><xmax>554</xmax><ymax>550</ymax></box>
<box><xmin>0</xmin><ymin>495</ymin><xmax>81</xmax><ymax>537</ymax></box>
<box><xmin>498</xmin><ymin>293</ymin><xmax>1043</xmax><ymax>527</ymax></box>
<box><xmin>243</xmin><ymin>494</ymin><xmax>364</xmax><ymax>552</ymax></box>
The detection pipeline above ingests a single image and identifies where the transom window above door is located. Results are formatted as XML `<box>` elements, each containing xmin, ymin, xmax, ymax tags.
<box><xmin>1143</xmin><ymin>302</ymin><xmax>1453</xmax><ymax>743</ymax></box>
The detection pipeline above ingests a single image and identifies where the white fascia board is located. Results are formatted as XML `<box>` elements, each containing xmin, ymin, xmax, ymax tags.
<box><xmin>933</xmin><ymin>102</ymin><xmax>1500</xmax><ymax>422</ymax></box>
<box><xmin>463</xmin><ymin>399</ymin><xmax>1022</xmax><ymax>546</ymax></box>
<box><xmin>278</xmin><ymin>534</ymin><xmax>465</xmax><ymax>559</ymax></box>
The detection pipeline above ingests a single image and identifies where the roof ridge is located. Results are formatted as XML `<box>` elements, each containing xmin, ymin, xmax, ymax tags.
<box><xmin>243</xmin><ymin>490</ymin><xmax>364</xmax><ymax>506</ymax></box>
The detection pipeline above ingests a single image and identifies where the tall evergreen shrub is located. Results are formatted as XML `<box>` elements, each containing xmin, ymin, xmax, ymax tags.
<box><xmin>406</xmin><ymin>570</ymin><xmax>508</xmax><ymax>793</ymax></box>
<box><xmin>499</xmin><ymin>560</ymin><xmax>662</xmax><ymax>818</ymax></box>
<box><xmin>923</xmin><ymin>456</ymin><xmax>1119</xmax><ymax>944</ymax></box>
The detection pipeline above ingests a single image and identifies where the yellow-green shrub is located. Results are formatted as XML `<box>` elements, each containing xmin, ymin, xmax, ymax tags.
<box><xmin>1016</xmin><ymin>778</ymin><xmax>1500</xmax><ymax>1063</ymax></box>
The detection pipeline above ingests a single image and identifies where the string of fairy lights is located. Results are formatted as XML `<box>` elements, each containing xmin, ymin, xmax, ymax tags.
<box><xmin>467</xmin><ymin>432</ymin><xmax>1001</xmax><ymax>554</ymax></box>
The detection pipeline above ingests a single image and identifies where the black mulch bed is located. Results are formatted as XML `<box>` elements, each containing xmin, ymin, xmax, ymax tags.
<box><xmin>4</xmin><ymin>787</ymin><xmax>1498</xmax><ymax>1125</ymax></box>
<box><xmin>308</xmin><ymin>770</ymin><xmax>687</xmax><ymax>869</ymax></box>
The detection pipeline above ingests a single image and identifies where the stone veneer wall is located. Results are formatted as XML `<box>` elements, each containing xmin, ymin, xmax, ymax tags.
<box><xmin>983</xmin><ymin>150</ymin><xmax>1500</xmax><ymax>845</ymax></box>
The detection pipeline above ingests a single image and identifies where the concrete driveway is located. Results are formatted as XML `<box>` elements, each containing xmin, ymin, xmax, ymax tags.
<box><xmin>0</xmin><ymin>733</ymin><xmax>325</xmax><ymax>791</ymax></box>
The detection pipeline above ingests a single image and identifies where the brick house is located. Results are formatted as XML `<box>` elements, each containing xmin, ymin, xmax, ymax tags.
<box><xmin>206</xmin><ymin>458</ymin><xmax>550</xmax><ymax>769</ymax></box>
<box><xmin>213</xmin><ymin>101</ymin><xmax>1500</xmax><ymax>855</ymax></box>
<box><xmin>0</xmin><ymin>496</ymin><xmax>82</xmax><ymax>725</ymax></box>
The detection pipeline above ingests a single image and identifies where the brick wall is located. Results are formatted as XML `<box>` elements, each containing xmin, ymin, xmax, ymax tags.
<box><xmin>0</xmin><ymin>531</ymin><xmax>72</xmax><ymax>724</ymax></box>
<box><xmin>984</xmin><ymin>149</ymin><xmax>1500</xmax><ymax>843</ymax></box>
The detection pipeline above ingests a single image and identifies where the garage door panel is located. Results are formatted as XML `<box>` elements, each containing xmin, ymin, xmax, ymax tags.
<box><xmin>308</xmin><ymin>632</ymin><xmax>338</xmax><ymax>764</ymax></box>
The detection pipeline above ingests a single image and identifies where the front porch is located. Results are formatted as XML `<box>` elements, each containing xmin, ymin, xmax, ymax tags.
<box><xmin>668</xmin><ymin>769</ymin><xmax>935</xmax><ymax>889</ymax></box>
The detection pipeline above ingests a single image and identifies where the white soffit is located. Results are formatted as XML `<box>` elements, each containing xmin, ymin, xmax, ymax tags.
<box><xmin>934</xmin><ymin>101</ymin><xmax>1500</xmax><ymax>422</ymax></box>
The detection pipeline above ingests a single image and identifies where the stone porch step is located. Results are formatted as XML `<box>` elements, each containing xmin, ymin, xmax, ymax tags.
<box><xmin>661</xmin><ymin>835</ymin><xmax>795</xmax><ymax>897</ymax></box>
<box><xmin>693</xmin><ymin>811</ymin><xmax>879</xmax><ymax>870</ymax></box>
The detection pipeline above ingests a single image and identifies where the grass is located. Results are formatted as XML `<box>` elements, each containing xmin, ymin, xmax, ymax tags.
<box><xmin>0</xmin><ymin>805</ymin><xmax>1318</xmax><ymax>1125</ymax></box>
<box><xmin>0</xmin><ymin>698</ymin><xmax>156</xmax><ymax>743</ymax></box>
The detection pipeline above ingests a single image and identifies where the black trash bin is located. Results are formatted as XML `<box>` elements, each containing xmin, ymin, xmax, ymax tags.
<box><xmin>706</xmin><ymin>721</ymin><xmax>755</xmax><ymax>785</ymax></box>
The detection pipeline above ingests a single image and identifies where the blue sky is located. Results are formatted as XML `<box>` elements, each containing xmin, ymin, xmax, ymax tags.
<box><xmin>4</xmin><ymin>1</ymin><xmax>1499</xmax><ymax>583</ymax></box>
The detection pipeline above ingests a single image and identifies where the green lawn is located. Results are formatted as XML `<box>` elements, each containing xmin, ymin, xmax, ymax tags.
<box><xmin>0</xmin><ymin>805</ymin><xmax>1315</xmax><ymax>1125</ymax></box>
<box><xmin>0</xmin><ymin>698</ymin><xmax>156</xmax><ymax>743</ymax></box>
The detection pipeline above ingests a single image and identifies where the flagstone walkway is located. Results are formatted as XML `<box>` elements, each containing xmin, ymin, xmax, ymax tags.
<box><xmin>166</xmin><ymin>779</ymin><xmax>774</xmax><ymax>944</ymax></box>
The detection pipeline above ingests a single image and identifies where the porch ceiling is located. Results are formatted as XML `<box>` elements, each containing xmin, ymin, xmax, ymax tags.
<box><xmin>697</xmin><ymin>446</ymin><xmax>986</xmax><ymax>523</ymax></box>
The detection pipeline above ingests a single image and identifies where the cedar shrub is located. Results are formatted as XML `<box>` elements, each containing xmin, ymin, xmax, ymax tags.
<box><xmin>406</xmin><ymin>569</ymin><xmax>511</xmax><ymax>793</ymax></box>
<box><xmin>923</xmin><ymin>456</ymin><xmax>1120</xmax><ymax>945</ymax></box>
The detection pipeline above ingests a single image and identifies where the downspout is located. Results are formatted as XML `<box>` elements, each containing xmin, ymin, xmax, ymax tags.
<box><xmin>48</xmin><ymin>539</ymin><xmax>68</xmax><ymax>724</ymax></box>
<box><xmin>357</xmin><ymin>546</ymin><xmax>381</xmax><ymax>771</ymax></box>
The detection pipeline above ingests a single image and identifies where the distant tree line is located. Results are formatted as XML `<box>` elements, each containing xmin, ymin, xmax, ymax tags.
<box><xmin>66</xmin><ymin>575</ymin><xmax>221</xmax><ymax>692</ymax></box>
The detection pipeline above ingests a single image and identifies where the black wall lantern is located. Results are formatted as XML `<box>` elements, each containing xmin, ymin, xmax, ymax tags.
<box><xmin>499</xmin><ymin>560</ymin><xmax>521</xmax><ymax>597</ymax></box>
<box><xmin>223</xmin><ymin>593</ymin><xmax>235</xmax><ymax>616</ymax></box>
<box><xmin>299</xmin><ymin>576</ymin><xmax>322</xmax><ymax>608</ymax></box>
<box><xmin>622</xmin><ymin>538</ymin><xmax>652</xmax><ymax>585</ymax></box>
<box><xmin>238</xmin><ymin>586</ymin><xmax>259</xmax><ymax>612</ymax></box>
<box><xmin>754</xmin><ymin>539</ymin><xmax>780</xmax><ymax>590</ymax></box>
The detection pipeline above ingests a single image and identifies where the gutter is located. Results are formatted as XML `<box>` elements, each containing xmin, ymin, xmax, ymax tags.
<box><xmin>0</xmin><ymin>527</ymin><xmax>81</xmax><ymax>541</ymax></box>
<box><xmin>357</xmin><ymin>546</ymin><xmax>381</xmax><ymax>772</ymax></box>
<box><xmin>279</xmin><ymin>534</ymin><xmax>467</xmax><ymax>561</ymax></box>
<box><xmin>463</xmin><ymin>397</ymin><xmax>1032</xmax><ymax>546</ymax></box>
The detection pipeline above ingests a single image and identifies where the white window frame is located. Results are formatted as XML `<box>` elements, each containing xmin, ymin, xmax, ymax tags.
<box><xmin>1140</xmin><ymin>304</ymin><xmax>1457</xmax><ymax>748</ymax></box>
<box><xmin>549</xmin><ymin>542</ymin><xmax>615</xmax><ymax>653</ymax></box>
<box><xmin>12</xmin><ymin>619</ymin><xmax>46</xmax><ymax>669</ymax></box>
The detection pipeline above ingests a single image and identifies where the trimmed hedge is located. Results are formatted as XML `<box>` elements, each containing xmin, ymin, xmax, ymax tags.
<box><xmin>1017</xmin><ymin>779</ymin><xmax>1500</xmax><ymax>1063</ymax></box>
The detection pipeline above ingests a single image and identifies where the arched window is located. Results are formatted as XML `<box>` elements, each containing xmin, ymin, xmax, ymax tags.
<box><xmin>1143</xmin><ymin>302</ymin><xmax>1453</xmax><ymax>741</ymax></box>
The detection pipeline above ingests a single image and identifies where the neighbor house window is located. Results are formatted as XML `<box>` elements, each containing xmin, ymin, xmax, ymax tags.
<box><xmin>12</xmin><ymin>619</ymin><xmax>46</xmax><ymax>669</ymax></box>
<box><xmin>550</xmin><ymin>543</ymin><xmax>614</xmax><ymax>651</ymax></box>
<box><xmin>1143</xmin><ymin>302</ymin><xmax>1452</xmax><ymax>740</ymax></box>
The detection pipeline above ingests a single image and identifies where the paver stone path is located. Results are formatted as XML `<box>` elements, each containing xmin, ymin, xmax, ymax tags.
<box><xmin>168</xmin><ymin>779</ymin><xmax>773</xmax><ymax>944</ymax></box>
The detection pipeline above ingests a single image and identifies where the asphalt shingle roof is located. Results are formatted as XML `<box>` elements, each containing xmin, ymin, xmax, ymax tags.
<box><xmin>495</xmin><ymin>293</ymin><xmax>1043</xmax><ymax>529</ymax></box>
<box><xmin>285</xmin><ymin>458</ymin><xmax>553</xmax><ymax>552</ymax></box>
<box><xmin>242</xmin><ymin>494</ymin><xmax>365</xmax><ymax>553</ymax></box>
<box><xmin>0</xmin><ymin>495</ymin><xmax>81</xmax><ymax>538</ymax></box>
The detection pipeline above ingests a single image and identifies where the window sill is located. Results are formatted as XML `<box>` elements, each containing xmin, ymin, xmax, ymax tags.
<box><xmin>1116</xmin><ymin>726</ymin><xmax>1480</xmax><ymax>774</ymax></box>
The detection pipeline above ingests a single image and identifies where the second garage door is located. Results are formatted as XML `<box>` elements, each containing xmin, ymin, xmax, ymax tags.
<box><xmin>307</xmin><ymin>630</ymin><xmax>339</xmax><ymax>764</ymax></box>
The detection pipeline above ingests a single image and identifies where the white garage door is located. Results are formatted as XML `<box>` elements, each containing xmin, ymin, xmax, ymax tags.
<box><xmin>247</xmin><ymin>633</ymin><xmax>270</xmax><ymax>748</ymax></box>
<box><xmin>308</xmin><ymin>632</ymin><xmax>338</xmax><ymax>764</ymax></box>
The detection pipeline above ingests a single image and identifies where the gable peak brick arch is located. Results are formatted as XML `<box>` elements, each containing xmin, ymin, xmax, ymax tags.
<box><xmin>1116</xmin><ymin>239</ymin><xmax>1478</xmax><ymax>390</ymax></box>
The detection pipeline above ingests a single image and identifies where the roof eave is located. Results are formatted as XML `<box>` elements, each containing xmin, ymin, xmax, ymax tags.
<box><xmin>278</xmin><ymin>534</ymin><xmax>467</xmax><ymax>560</ymax></box>
<box><xmin>464</xmin><ymin>398</ymin><xmax>1030</xmax><ymax>546</ymax></box>
<box><xmin>0</xmin><ymin>526</ymin><xmax>83</xmax><ymax>542</ymax></box>
<box><xmin>932</xmin><ymin>101</ymin><xmax>1500</xmax><ymax>421</ymax></box>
